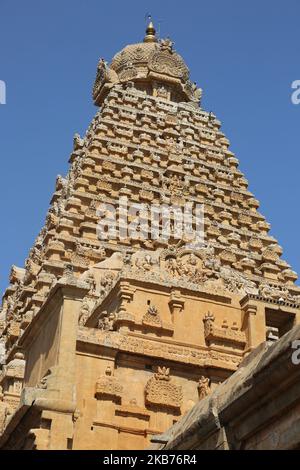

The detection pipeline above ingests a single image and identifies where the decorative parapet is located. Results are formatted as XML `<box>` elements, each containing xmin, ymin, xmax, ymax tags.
<box><xmin>145</xmin><ymin>366</ymin><xmax>182</xmax><ymax>411</ymax></box>
<box><xmin>203</xmin><ymin>312</ymin><xmax>246</xmax><ymax>348</ymax></box>
<box><xmin>95</xmin><ymin>366</ymin><xmax>123</xmax><ymax>402</ymax></box>
<box><xmin>240</xmin><ymin>293</ymin><xmax>300</xmax><ymax>310</ymax></box>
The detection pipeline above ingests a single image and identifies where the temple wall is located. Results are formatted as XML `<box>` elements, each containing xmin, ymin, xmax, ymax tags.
<box><xmin>1</xmin><ymin>24</ymin><xmax>300</xmax><ymax>451</ymax></box>
<box><xmin>24</xmin><ymin>303</ymin><xmax>62</xmax><ymax>387</ymax></box>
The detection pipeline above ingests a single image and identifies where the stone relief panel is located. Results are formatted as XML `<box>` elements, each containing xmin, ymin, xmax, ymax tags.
<box><xmin>122</xmin><ymin>246</ymin><xmax>261</xmax><ymax>299</ymax></box>
<box><xmin>95</xmin><ymin>366</ymin><xmax>123</xmax><ymax>402</ymax></box>
<box><xmin>203</xmin><ymin>312</ymin><xmax>246</xmax><ymax>348</ymax></box>
<box><xmin>142</xmin><ymin>305</ymin><xmax>162</xmax><ymax>327</ymax></box>
<box><xmin>198</xmin><ymin>376</ymin><xmax>210</xmax><ymax>401</ymax></box>
<box><xmin>145</xmin><ymin>366</ymin><xmax>182</xmax><ymax>411</ymax></box>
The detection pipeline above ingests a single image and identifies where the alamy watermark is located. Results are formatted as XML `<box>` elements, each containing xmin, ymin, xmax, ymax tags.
<box><xmin>96</xmin><ymin>197</ymin><xmax>204</xmax><ymax>249</ymax></box>
<box><xmin>291</xmin><ymin>340</ymin><xmax>300</xmax><ymax>365</ymax></box>
<box><xmin>291</xmin><ymin>80</ymin><xmax>300</xmax><ymax>105</ymax></box>
<box><xmin>0</xmin><ymin>80</ymin><xmax>6</xmax><ymax>105</ymax></box>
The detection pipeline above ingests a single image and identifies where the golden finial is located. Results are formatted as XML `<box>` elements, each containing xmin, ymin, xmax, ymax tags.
<box><xmin>144</xmin><ymin>16</ymin><xmax>157</xmax><ymax>43</ymax></box>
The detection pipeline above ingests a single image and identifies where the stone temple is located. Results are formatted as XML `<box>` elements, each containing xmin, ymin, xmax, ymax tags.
<box><xmin>0</xmin><ymin>22</ymin><xmax>300</xmax><ymax>450</ymax></box>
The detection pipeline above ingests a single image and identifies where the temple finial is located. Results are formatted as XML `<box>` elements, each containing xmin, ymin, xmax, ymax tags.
<box><xmin>144</xmin><ymin>16</ymin><xmax>157</xmax><ymax>43</ymax></box>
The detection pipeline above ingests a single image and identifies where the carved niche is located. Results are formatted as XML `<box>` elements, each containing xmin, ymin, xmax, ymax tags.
<box><xmin>145</xmin><ymin>366</ymin><xmax>182</xmax><ymax>411</ymax></box>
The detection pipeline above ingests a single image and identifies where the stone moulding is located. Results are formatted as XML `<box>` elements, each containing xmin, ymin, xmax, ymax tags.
<box><xmin>115</xmin><ymin>403</ymin><xmax>150</xmax><ymax>419</ymax></box>
<box><xmin>240</xmin><ymin>293</ymin><xmax>300</xmax><ymax>310</ymax></box>
<box><xmin>77</xmin><ymin>328</ymin><xmax>242</xmax><ymax>371</ymax></box>
<box><xmin>92</xmin><ymin>419</ymin><xmax>160</xmax><ymax>437</ymax></box>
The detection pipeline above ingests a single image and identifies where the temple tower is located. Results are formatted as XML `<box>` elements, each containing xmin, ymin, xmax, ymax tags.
<box><xmin>0</xmin><ymin>22</ymin><xmax>299</xmax><ymax>450</ymax></box>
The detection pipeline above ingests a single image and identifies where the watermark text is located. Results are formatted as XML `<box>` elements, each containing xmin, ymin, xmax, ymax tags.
<box><xmin>0</xmin><ymin>80</ymin><xmax>6</xmax><ymax>105</ymax></box>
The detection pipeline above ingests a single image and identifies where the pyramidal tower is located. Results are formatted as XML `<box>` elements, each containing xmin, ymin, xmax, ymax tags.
<box><xmin>0</xmin><ymin>23</ymin><xmax>299</xmax><ymax>450</ymax></box>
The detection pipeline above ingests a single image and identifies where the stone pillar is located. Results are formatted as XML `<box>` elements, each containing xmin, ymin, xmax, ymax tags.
<box><xmin>241</xmin><ymin>299</ymin><xmax>266</xmax><ymax>351</ymax></box>
<box><xmin>19</xmin><ymin>281</ymin><xmax>89</xmax><ymax>450</ymax></box>
<box><xmin>168</xmin><ymin>290</ymin><xmax>185</xmax><ymax>340</ymax></box>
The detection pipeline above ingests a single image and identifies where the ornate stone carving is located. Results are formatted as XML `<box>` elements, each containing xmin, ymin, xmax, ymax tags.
<box><xmin>95</xmin><ymin>366</ymin><xmax>123</xmax><ymax>401</ymax></box>
<box><xmin>219</xmin><ymin>267</ymin><xmax>258</xmax><ymax>295</ymax></box>
<box><xmin>156</xmin><ymin>84</ymin><xmax>169</xmax><ymax>99</ymax></box>
<box><xmin>163</xmin><ymin>249</ymin><xmax>209</xmax><ymax>284</ymax></box>
<box><xmin>198</xmin><ymin>376</ymin><xmax>210</xmax><ymax>400</ymax></box>
<box><xmin>0</xmin><ymin>24</ymin><xmax>299</xmax><ymax>451</ymax></box>
<box><xmin>203</xmin><ymin>312</ymin><xmax>246</xmax><ymax>348</ymax></box>
<box><xmin>78</xmin><ymin>327</ymin><xmax>242</xmax><ymax>370</ymax></box>
<box><xmin>203</xmin><ymin>312</ymin><xmax>215</xmax><ymax>338</ymax></box>
<box><xmin>258</xmin><ymin>282</ymin><xmax>296</xmax><ymax>303</ymax></box>
<box><xmin>73</xmin><ymin>133</ymin><xmax>84</xmax><ymax>150</ymax></box>
<box><xmin>93</xmin><ymin>58</ymin><xmax>119</xmax><ymax>100</ymax></box>
<box><xmin>159</xmin><ymin>38</ymin><xmax>174</xmax><ymax>53</ymax></box>
<box><xmin>149</xmin><ymin>44</ymin><xmax>189</xmax><ymax>81</ymax></box>
<box><xmin>118</xmin><ymin>63</ymin><xmax>138</xmax><ymax>81</ymax></box>
<box><xmin>4</xmin><ymin>352</ymin><xmax>25</xmax><ymax>379</ymax></box>
<box><xmin>142</xmin><ymin>305</ymin><xmax>162</xmax><ymax>327</ymax></box>
<box><xmin>0</xmin><ymin>352</ymin><xmax>25</xmax><ymax>425</ymax></box>
<box><xmin>163</xmin><ymin>173</ymin><xmax>187</xmax><ymax>196</ymax></box>
<box><xmin>0</xmin><ymin>339</ymin><xmax>5</xmax><ymax>366</ymax></box>
<box><xmin>145</xmin><ymin>366</ymin><xmax>182</xmax><ymax>410</ymax></box>
<box><xmin>78</xmin><ymin>298</ymin><xmax>91</xmax><ymax>326</ymax></box>
<box><xmin>85</xmin><ymin>272</ymin><xmax>97</xmax><ymax>295</ymax></box>
<box><xmin>0</xmin><ymin>386</ymin><xmax>9</xmax><ymax>435</ymax></box>
<box><xmin>133</xmin><ymin>252</ymin><xmax>158</xmax><ymax>272</ymax></box>
<box><xmin>99</xmin><ymin>272</ymin><xmax>117</xmax><ymax>299</ymax></box>
<box><xmin>63</xmin><ymin>263</ymin><xmax>75</xmax><ymax>279</ymax></box>
<box><xmin>98</xmin><ymin>311</ymin><xmax>116</xmax><ymax>331</ymax></box>
<box><xmin>36</xmin><ymin>368</ymin><xmax>54</xmax><ymax>390</ymax></box>
<box><xmin>9</xmin><ymin>266</ymin><xmax>25</xmax><ymax>286</ymax></box>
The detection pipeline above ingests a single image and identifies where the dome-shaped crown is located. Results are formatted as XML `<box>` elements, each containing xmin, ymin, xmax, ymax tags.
<box><xmin>110</xmin><ymin>38</ymin><xmax>189</xmax><ymax>82</ymax></box>
<box><xmin>93</xmin><ymin>23</ymin><xmax>202</xmax><ymax>106</ymax></box>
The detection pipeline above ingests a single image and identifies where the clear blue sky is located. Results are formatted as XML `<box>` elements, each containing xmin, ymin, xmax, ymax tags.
<box><xmin>0</xmin><ymin>0</ymin><xmax>299</xmax><ymax>295</ymax></box>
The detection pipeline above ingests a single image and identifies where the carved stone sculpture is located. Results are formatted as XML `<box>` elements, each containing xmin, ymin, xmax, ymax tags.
<box><xmin>145</xmin><ymin>366</ymin><xmax>182</xmax><ymax>410</ymax></box>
